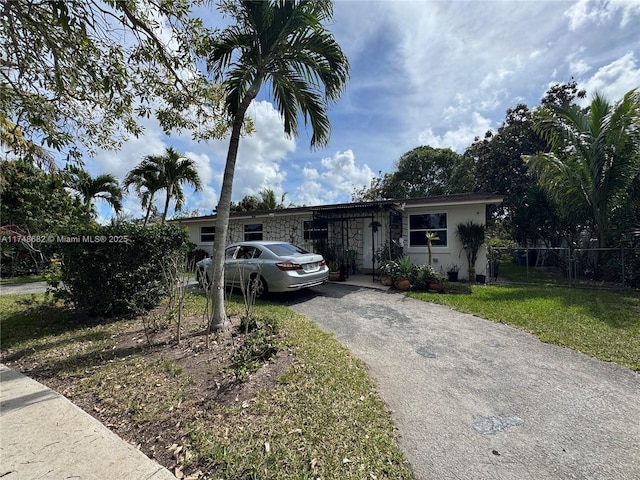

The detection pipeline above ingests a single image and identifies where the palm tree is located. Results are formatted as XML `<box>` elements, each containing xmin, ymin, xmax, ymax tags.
<box><xmin>526</xmin><ymin>89</ymin><xmax>640</xmax><ymax>248</ymax></box>
<box><xmin>257</xmin><ymin>188</ymin><xmax>290</xmax><ymax>210</ymax></box>
<box><xmin>64</xmin><ymin>166</ymin><xmax>123</xmax><ymax>221</ymax></box>
<box><xmin>122</xmin><ymin>164</ymin><xmax>163</xmax><ymax>226</ymax></box>
<box><xmin>124</xmin><ymin>147</ymin><xmax>202</xmax><ymax>224</ymax></box>
<box><xmin>205</xmin><ymin>0</ymin><xmax>349</xmax><ymax>330</ymax></box>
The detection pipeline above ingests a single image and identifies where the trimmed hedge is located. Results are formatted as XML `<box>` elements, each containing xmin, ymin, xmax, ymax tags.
<box><xmin>53</xmin><ymin>223</ymin><xmax>189</xmax><ymax>317</ymax></box>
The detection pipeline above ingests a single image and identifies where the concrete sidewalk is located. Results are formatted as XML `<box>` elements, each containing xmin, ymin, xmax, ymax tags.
<box><xmin>0</xmin><ymin>364</ymin><xmax>175</xmax><ymax>480</ymax></box>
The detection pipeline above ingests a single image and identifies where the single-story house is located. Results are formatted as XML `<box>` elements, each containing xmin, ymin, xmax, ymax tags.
<box><xmin>175</xmin><ymin>193</ymin><xmax>503</xmax><ymax>281</ymax></box>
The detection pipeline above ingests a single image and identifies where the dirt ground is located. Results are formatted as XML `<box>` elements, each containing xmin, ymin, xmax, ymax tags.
<box><xmin>4</xmin><ymin>309</ymin><xmax>295</xmax><ymax>478</ymax></box>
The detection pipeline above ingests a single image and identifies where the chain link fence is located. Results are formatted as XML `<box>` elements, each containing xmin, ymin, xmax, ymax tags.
<box><xmin>486</xmin><ymin>247</ymin><xmax>640</xmax><ymax>290</ymax></box>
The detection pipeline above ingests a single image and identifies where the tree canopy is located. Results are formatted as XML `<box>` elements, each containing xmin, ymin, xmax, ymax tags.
<box><xmin>353</xmin><ymin>146</ymin><xmax>461</xmax><ymax>201</ymax></box>
<box><xmin>526</xmin><ymin>89</ymin><xmax>640</xmax><ymax>248</ymax></box>
<box><xmin>1</xmin><ymin>0</ymin><xmax>227</xmax><ymax>161</ymax></box>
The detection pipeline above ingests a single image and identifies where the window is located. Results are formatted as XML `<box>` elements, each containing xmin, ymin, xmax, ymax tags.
<box><xmin>409</xmin><ymin>213</ymin><xmax>447</xmax><ymax>247</ymax></box>
<box><xmin>200</xmin><ymin>226</ymin><xmax>215</xmax><ymax>242</ymax></box>
<box><xmin>244</xmin><ymin>223</ymin><xmax>263</xmax><ymax>241</ymax></box>
<box><xmin>303</xmin><ymin>219</ymin><xmax>328</xmax><ymax>240</ymax></box>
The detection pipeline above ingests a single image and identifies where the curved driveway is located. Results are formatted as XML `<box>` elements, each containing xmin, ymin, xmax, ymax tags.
<box><xmin>287</xmin><ymin>283</ymin><xmax>640</xmax><ymax>480</ymax></box>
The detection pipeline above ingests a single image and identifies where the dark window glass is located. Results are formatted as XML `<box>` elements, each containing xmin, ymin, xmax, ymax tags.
<box><xmin>200</xmin><ymin>225</ymin><xmax>215</xmax><ymax>242</ymax></box>
<box><xmin>408</xmin><ymin>214</ymin><xmax>448</xmax><ymax>247</ymax></box>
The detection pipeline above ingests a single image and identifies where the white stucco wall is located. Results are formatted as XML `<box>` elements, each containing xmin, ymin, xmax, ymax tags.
<box><xmin>402</xmin><ymin>203</ymin><xmax>488</xmax><ymax>281</ymax></box>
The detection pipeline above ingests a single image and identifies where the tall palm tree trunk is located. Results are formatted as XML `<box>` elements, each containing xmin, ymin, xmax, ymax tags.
<box><xmin>142</xmin><ymin>193</ymin><xmax>155</xmax><ymax>227</ymax></box>
<box><xmin>210</xmin><ymin>88</ymin><xmax>259</xmax><ymax>331</ymax></box>
<box><xmin>161</xmin><ymin>185</ymin><xmax>173</xmax><ymax>224</ymax></box>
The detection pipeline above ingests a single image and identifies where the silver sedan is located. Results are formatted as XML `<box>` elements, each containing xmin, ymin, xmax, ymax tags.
<box><xmin>196</xmin><ymin>241</ymin><xmax>329</xmax><ymax>298</ymax></box>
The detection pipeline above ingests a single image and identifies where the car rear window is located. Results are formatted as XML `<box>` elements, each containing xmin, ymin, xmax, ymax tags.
<box><xmin>266</xmin><ymin>243</ymin><xmax>309</xmax><ymax>257</ymax></box>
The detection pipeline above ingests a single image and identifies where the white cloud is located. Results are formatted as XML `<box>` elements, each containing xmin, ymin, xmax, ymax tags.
<box><xmin>566</xmin><ymin>0</ymin><xmax>640</xmax><ymax>30</ymax></box>
<box><xmin>291</xmin><ymin>150</ymin><xmax>374</xmax><ymax>205</ymax></box>
<box><xmin>320</xmin><ymin>150</ymin><xmax>374</xmax><ymax>196</ymax></box>
<box><xmin>579</xmin><ymin>52</ymin><xmax>640</xmax><ymax>104</ymax></box>
<box><xmin>418</xmin><ymin>113</ymin><xmax>493</xmax><ymax>153</ymax></box>
<box><xmin>295</xmin><ymin>167</ymin><xmax>324</xmax><ymax>206</ymax></box>
<box><xmin>230</xmin><ymin>100</ymin><xmax>295</xmax><ymax>199</ymax></box>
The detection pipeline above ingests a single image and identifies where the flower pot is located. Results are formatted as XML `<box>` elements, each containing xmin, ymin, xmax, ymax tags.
<box><xmin>394</xmin><ymin>278</ymin><xmax>411</xmax><ymax>291</ymax></box>
<box><xmin>447</xmin><ymin>271</ymin><xmax>458</xmax><ymax>282</ymax></box>
<box><xmin>328</xmin><ymin>272</ymin><xmax>341</xmax><ymax>281</ymax></box>
<box><xmin>428</xmin><ymin>282</ymin><xmax>445</xmax><ymax>292</ymax></box>
<box><xmin>475</xmin><ymin>274</ymin><xmax>486</xmax><ymax>284</ymax></box>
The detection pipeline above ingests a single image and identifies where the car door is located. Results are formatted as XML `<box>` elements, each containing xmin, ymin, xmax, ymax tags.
<box><xmin>235</xmin><ymin>245</ymin><xmax>262</xmax><ymax>285</ymax></box>
<box><xmin>224</xmin><ymin>245</ymin><xmax>241</xmax><ymax>287</ymax></box>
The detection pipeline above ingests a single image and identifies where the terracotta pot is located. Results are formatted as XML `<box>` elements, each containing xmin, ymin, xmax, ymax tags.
<box><xmin>380</xmin><ymin>274</ymin><xmax>393</xmax><ymax>286</ymax></box>
<box><xmin>394</xmin><ymin>278</ymin><xmax>411</xmax><ymax>290</ymax></box>
<box><xmin>428</xmin><ymin>282</ymin><xmax>445</xmax><ymax>292</ymax></box>
<box><xmin>328</xmin><ymin>272</ymin><xmax>341</xmax><ymax>281</ymax></box>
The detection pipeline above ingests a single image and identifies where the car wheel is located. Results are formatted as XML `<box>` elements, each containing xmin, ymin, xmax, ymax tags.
<box><xmin>250</xmin><ymin>275</ymin><xmax>268</xmax><ymax>299</ymax></box>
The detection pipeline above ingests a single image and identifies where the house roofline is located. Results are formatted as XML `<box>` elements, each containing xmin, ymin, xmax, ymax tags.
<box><xmin>171</xmin><ymin>192</ymin><xmax>504</xmax><ymax>224</ymax></box>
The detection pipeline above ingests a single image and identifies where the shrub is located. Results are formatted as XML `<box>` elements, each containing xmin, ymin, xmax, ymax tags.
<box><xmin>411</xmin><ymin>264</ymin><xmax>443</xmax><ymax>290</ymax></box>
<box><xmin>52</xmin><ymin>223</ymin><xmax>189</xmax><ymax>318</ymax></box>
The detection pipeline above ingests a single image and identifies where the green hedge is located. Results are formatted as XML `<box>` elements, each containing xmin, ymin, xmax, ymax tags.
<box><xmin>53</xmin><ymin>223</ymin><xmax>189</xmax><ymax>317</ymax></box>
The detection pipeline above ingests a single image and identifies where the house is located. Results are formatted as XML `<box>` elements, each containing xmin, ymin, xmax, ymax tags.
<box><xmin>175</xmin><ymin>193</ymin><xmax>503</xmax><ymax>281</ymax></box>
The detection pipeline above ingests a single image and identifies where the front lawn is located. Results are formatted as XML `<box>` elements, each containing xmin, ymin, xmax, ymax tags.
<box><xmin>409</xmin><ymin>284</ymin><xmax>640</xmax><ymax>371</ymax></box>
<box><xmin>0</xmin><ymin>293</ymin><xmax>414</xmax><ymax>479</ymax></box>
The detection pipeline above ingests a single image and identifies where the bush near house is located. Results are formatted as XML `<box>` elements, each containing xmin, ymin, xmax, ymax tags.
<box><xmin>50</xmin><ymin>223</ymin><xmax>189</xmax><ymax>317</ymax></box>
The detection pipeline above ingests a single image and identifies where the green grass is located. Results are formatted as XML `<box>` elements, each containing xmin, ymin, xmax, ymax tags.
<box><xmin>189</xmin><ymin>302</ymin><xmax>413</xmax><ymax>479</ymax></box>
<box><xmin>0</xmin><ymin>294</ymin><xmax>415</xmax><ymax>479</ymax></box>
<box><xmin>410</xmin><ymin>284</ymin><xmax>640</xmax><ymax>371</ymax></box>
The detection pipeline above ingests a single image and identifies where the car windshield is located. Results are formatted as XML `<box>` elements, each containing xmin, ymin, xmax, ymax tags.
<box><xmin>265</xmin><ymin>243</ymin><xmax>309</xmax><ymax>257</ymax></box>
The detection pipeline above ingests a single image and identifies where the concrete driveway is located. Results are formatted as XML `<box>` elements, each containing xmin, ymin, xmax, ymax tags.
<box><xmin>287</xmin><ymin>283</ymin><xmax>640</xmax><ymax>480</ymax></box>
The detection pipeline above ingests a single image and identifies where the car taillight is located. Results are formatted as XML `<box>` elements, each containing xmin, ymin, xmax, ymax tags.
<box><xmin>319</xmin><ymin>259</ymin><xmax>326</xmax><ymax>267</ymax></box>
<box><xmin>276</xmin><ymin>261</ymin><xmax>303</xmax><ymax>271</ymax></box>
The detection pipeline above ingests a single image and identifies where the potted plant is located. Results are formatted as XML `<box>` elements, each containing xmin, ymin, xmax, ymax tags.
<box><xmin>378</xmin><ymin>260</ymin><xmax>397</xmax><ymax>286</ymax></box>
<box><xmin>328</xmin><ymin>260</ymin><xmax>341</xmax><ymax>281</ymax></box>
<box><xmin>412</xmin><ymin>264</ymin><xmax>445</xmax><ymax>292</ymax></box>
<box><xmin>456</xmin><ymin>220</ymin><xmax>486</xmax><ymax>282</ymax></box>
<box><xmin>446</xmin><ymin>263</ymin><xmax>460</xmax><ymax>282</ymax></box>
<box><xmin>394</xmin><ymin>257</ymin><xmax>413</xmax><ymax>290</ymax></box>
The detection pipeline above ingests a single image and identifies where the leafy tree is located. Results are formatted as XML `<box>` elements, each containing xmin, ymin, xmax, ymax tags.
<box><xmin>2</xmin><ymin>0</ymin><xmax>227</xmax><ymax>160</ymax></box>
<box><xmin>0</xmin><ymin>114</ymin><xmax>54</xmax><ymax>168</ymax></box>
<box><xmin>0</xmin><ymin>160</ymin><xmax>84</xmax><ymax>276</ymax></box>
<box><xmin>353</xmin><ymin>146</ymin><xmax>462</xmax><ymax>201</ymax></box>
<box><xmin>383</xmin><ymin>146</ymin><xmax>460</xmax><ymax>198</ymax></box>
<box><xmin>231</xmin><ymin>188</ymin><xmax>291</xmax><ymax>212</ymax></box>
<box><xmin>63</xmin><ymin>166</ymin><xmax>123</xmax><ymax>221</ymax></box>
<box><xmin>541</xmin><ymin>79</ymin><xmax>587</xmax><ymax>107</ymax></box>
<box><xmin>124</xmin><ymin>147</ymin><xmax>202</xmax><ymax>224</ymax></box>
<box><xmin>526</xmin><ymin>89</ymin><xmax>640</xmax><ymax>248</ymax></box>
<box><xmin>1</xmin><ymin>160</ymin><xmax>84</xmax><ymax>231</ymax></box>
<box><xmin>230</xmin><ymin>194</ymin><xmax>261</xmax><ymax>212</ymax></box>
<box><xmin>471</xmin><ymin>104</ymin><xmax>545</xmax><ymax>200</ymax></box>
<box><xmin>204</xmin><ymin>0</ymin><xmax>349</xmax><ymax>330</ymax></box>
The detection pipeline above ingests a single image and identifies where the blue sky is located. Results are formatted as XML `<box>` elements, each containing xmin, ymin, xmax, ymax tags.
<box><xmin>89</xmin><ymin>0</ymin><xmax>640</xmax><ymax>222</ymax></box>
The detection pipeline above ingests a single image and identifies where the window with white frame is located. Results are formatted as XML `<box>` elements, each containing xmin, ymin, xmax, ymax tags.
<box><xmin>409</xmin><ymin>213</ymin><xmax>447</xmax><ymax>247</ymax></box>
<box><xmin>244</xmin><ymin>223</ymin><xmax>263</xmax><ymax>241</ymax></box>
<box><xmin>200</xmin><ymin>226</ymin><xmax>215</xmax><ymax>242</ymax></box>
